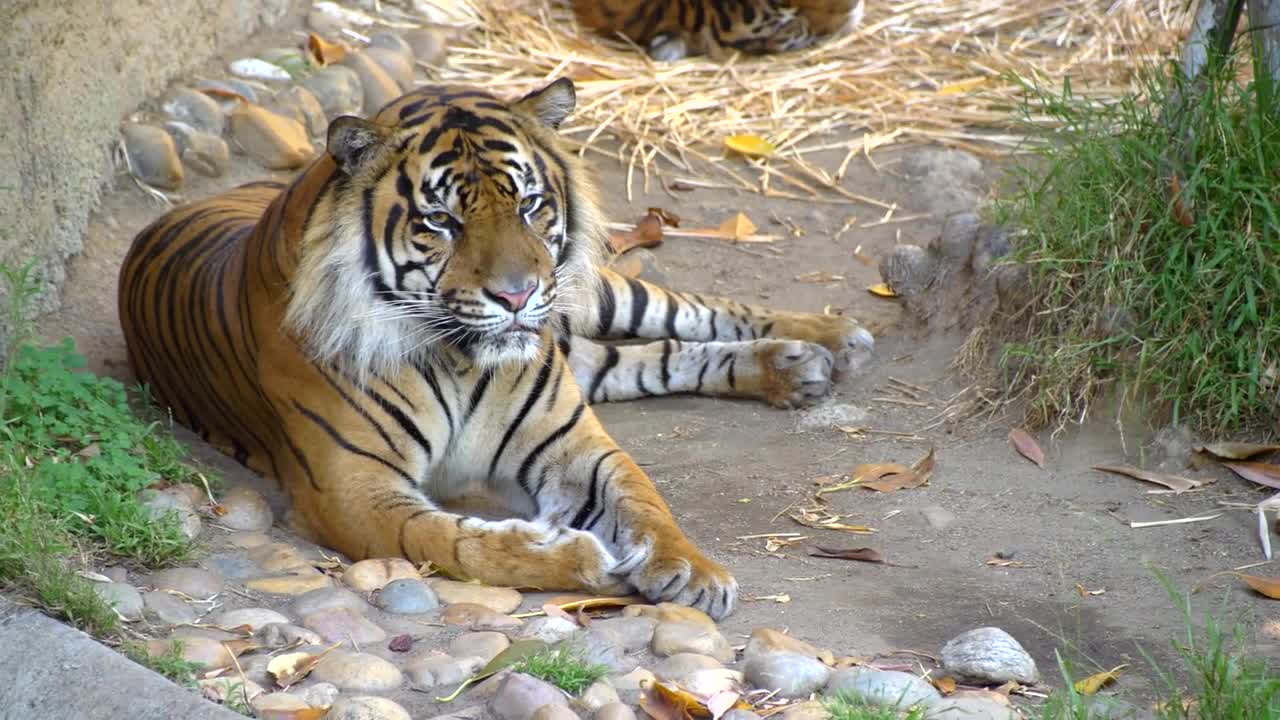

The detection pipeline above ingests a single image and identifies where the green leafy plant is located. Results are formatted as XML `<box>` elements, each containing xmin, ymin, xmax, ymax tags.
<box><xmin>823</xmin><ymin>694</ymin><xmax>928</xmax><ymax>720</ymax></box>
<box><xmin>514</xmin><ymin>644</ymin><xmax>609</xmax><ymax>695</ymax></box>
<box><xmin>123</xmin><ymin>640</ymin><xmax>202</xmax><ymax>688</ymax></box>
<box><xmin>991</xmin><ymin>48</ymin><xmax>1280</xmax><ymax>436</ymax></box>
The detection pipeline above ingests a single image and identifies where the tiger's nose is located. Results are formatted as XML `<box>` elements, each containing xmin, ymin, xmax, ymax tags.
<box><xmin>484</xmin><ymin>281</ymin><xmax>537</xmax><ymax>313</ymax></box>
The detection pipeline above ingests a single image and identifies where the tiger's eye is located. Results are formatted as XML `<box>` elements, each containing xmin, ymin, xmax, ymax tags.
<box><xmin>519</xmin><ymin>195</ymin><xmax>539</xmax><ymax>212</ymax></box>
<box><xmin>425</xmin><ymin>211</ymin><xmax>452</xmax><ymax>226</ymax></box>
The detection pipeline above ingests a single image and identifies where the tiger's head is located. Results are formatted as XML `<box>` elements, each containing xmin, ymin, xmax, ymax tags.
<box><xmin>286</xmin><ymin>79</ymin><xmax>605</xmax><ymax>378</ymax></box>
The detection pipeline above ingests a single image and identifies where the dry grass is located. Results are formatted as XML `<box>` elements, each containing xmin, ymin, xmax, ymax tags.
<box><xmin>391</xmin><ymin>0</ymin><xmax>1192</xmax><ymax>202</ymax></box>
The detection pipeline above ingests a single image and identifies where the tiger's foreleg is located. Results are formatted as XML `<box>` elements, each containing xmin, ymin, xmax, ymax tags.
<box><xmin>564</xmin><ymin>334</ymin><xmax>834</xmax><ymax>408</ymax></box>
<box><xmin>527</xmin><ymin>412</ymin><xmax>738</xmax><ymax>618</ymax></box>
<box><xmin>581</xmin><ymin>267</ymin><xmax>874</xmax><ymax>378</ymax></box>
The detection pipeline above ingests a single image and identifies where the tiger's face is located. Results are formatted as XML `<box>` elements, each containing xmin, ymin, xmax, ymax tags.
<box><xmin>289</xmin><ymin>80</ymin><xmax>604</xmax><ymax>376</ymax></box>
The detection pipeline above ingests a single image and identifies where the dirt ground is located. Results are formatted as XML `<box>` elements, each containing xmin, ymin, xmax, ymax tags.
<box><xmin>37</xmin><ymin>24</ymin><xmax>1280</xmax><ymax>711</ymax></box>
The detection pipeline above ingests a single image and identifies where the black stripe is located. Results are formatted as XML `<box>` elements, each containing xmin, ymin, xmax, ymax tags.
<box><xmin>293</xmin><ymin>399</ymin><xmax>415</xmax><ymax>483</ymax></box>
<box><xmin>465</xmin><ymin>369</ymin><xmax>495</xmax><ymax>420</ymax></box>
<box><xmin>596</xmin><ymin>278</ymin><xmax>618</xmax><ymax>337</ymax></box>
<box><xmin>516</xmin><ymin>403</ymin><xmax>585</xmax><ymax>493</ymax></box>
<box><xmin>488</xmin><ymin>349</ymin><xmax>556</xmax><ymax>478</ymax></box>
<box><xmin>587</xmin><ymin>345</ymin><xmax>620</xmax><ymax>402</ymax></box>
<box><xmin>625</xmin><ymin>278</ymin><xmax>649</xmax><ymax>334</ymax></box>
<box><xmin>570</xmin><ymin>449</ymin><xmax>620</xmax><ymax>529</ymax></box>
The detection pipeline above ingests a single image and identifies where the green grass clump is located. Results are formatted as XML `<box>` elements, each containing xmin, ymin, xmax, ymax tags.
<box><xmin>123</xmin><ymin>640</ymin><xmax>202</xmax><ymax>688</ymax></box>
<box><xmin>0</xmin><ymin>260</ymin><xmax>206</xmax><ymax>632</ymax></box>
<box><xmin>992</xmin><ymin>50</ymin><xmax>1280</xmax><ymax>436</ymax></box>
<box><xmin>823</xmin><ymin>694</ymin><xmax>927</xmax><ymax>720</ymax></box>
<box><xmin>514</xmin><ymin>645</ymin><xmax>609</xmax><ymax>695</ymax></box>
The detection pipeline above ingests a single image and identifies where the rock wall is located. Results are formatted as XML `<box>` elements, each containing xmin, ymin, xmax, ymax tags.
<box><xmin>0</xmin><ymin>0</ymin><xmax>301</xmax><ymax>328</ymax></box>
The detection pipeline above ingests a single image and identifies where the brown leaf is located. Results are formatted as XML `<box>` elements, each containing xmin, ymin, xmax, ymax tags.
<box><xmin>717</xmin><ymin>212</ymin><xmax>758</xmax><ymax>241</ymax></box>
<box><xmin>1008</xmin><ymin>428</ymin><xmax>1045</xmax><ymax>468</ymax></box>
<box><xmin>810</xmin><ymin>546</ymin><xmax>883</xmax><ymax>563</ymax></box>
<box><xmin>1196</xmin><ymin>442</ymin><xmax>1280</xmax><ymax>460</ymax></box>
<box><xmin>608</xmin><ymin>253</ymin><xmax>645</xmax><ymax>279</ymax></box>
<box><xmin>1223</xmin><ymin>461</ymin><xmax>1280</xmax><ymax>490</ymax></box>
<box><xmin>931</xmin><ymin>675</ymin><xmax>957</xmax><ymax>694</ymax></box>
<box><xmin>542</xmin><ymin>595</ymin><xmax>646</xmax><ymax>613</ymax></box>
<box><xmin>1171</xmin><ymin>173</ymin><xmax>1194</xmax><ymax>227</ymax></box>
<box><xmin>221</xmin><ymin>638</ymin><xmax>260</xmax><ymax>657</ymax></box>
<box><xmin>852</xmin><ymin>448</ymin><xmax>934</xmax><ymax>493</ymax></box>
<box><xmin>638</xmin><ymin>679</ymin><xmax>712</xmax><ymax>719</ymax></box>
<box><xmin>1074</xmin><ymin>665</ymin><xmax>1127</xmax><ymax>695</ymax></box>
<box><xmin>1240</xmin><ymin>573</ymin><xmax>1280</xmax><ymax>599</ymax></box>
<box><xmin>256</xmin><ymin>708</ymin><xmax>329</xmax><ymax>720</ymax></box>
<box><xmin>608</xmin><ymin>214</ymin><xmax>664</xmax><ymax>254</ymax></box>
<box><xmin>1093</xmin><ymin>464</ymin><xmax>1209</xmax><ymax>493</ymax></box>
<box><xmin>668</xmin><ymin>180</ymin><xmax>696</xmax><ymax>192</ymax></box>
<box><xmin>388</xmin><ymin>634</ymin><xmax>414</xmax><ymax>652</ymax></box>
<box><xmin>307</xmin><ymin>33</ymin><xmax>347</xmax><ymax>66</ymax></box>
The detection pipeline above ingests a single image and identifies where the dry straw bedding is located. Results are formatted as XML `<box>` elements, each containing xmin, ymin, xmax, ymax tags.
<box><xmin>400</xmin><ymin>0</ymin><xmax>1190</xmax><ymax>203</ymax></box>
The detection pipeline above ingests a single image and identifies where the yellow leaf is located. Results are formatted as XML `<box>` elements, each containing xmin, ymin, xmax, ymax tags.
<box><xmin>867</xmin><ymin>283</ymin><xmax>897</xmax><ymax>298</ymax></box>
<box><xmin>267</xmin><ymin>642</ymin><xmax>340</xmax><ymax>688</ymax></box>
<box><xmin>932</xmin><ymin>675</ymin><xmax>957</xmax><ymax>694</ymax></box>
<box><xmin>724</xmin><ymin>134</ymin><xmax>776</xmax><ymax>158</ymax></box>
<box><xmin>717</xmin><ymin>212</ymin><xmax>758</xmax><ymax>241</ymax></box>
<box><xmin>938</xmin><ymin>77</ymin><xmax>986</xmax><ymax>95</ymax></box>
<box><xmin>1240</xmin><ymin>573</ymin><xmax>1280</xmax><ymax>599</ymax></box>
<box><xmin>307</xmin><ymin>33</ymin><xmax>347</xmax><ymax>66</ymax></box>
<box><xmin>1073</xmin><ymin>664</ymin><xmax>1128</xmax><ymax>695</ymax></box>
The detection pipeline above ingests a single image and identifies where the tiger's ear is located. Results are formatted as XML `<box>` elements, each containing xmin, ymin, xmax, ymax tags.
<box><xmin>514</xmin><ymin>78</ymin><xmax>576</xmax><ymax>129</ymax></box>
<box><xmin>327</xmin><ymin>116</ymin><xmax>392</xmax><ymax>175</ymax></box>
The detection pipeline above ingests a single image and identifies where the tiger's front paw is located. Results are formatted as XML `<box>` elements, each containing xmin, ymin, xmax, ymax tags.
<box><xmin>628</xmin><ymin>540</ymin><xmax>738</xmax><ymax>620</ymax></box>
<box><xmin>759</xmin><ymin>340</ymin><xmax>835</xmax><ymax>409</ymax></box>
<box><xmin>774</xmin><ymin>314</ymin><xmax>875</xmax><ymax>381</ymax></box>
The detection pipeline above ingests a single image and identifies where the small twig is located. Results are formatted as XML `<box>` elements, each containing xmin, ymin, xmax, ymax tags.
<box><xmin>1129</xmin><ymin>514</ymin><xmax>1222</xmax><ymax>528</ymax></box>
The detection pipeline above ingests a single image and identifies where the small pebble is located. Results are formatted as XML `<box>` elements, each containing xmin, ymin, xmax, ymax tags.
<box><xmin>311</xmin><ymin>650</ymin><xmax>404</xmax><ymax>691</ymax></box>
<box><xmin>368</xmin><ymin>30</ymin><xmax>415</xmax><ymax>64</ymax></box>
<box><xmin>208</xmin><ymin>607</ymin><xmax>290</xmax><ymax>631</ymax></box>
<box><xmin>226</xmin><ymin>531</ymin><xmax>272</xmax><ymax>549</ymax></box>
<box><xmin>594</xmin><ymin>704</ymin><xmax>637</xmax><ymax>720</ymax></box>
<box><xmin>518</xmin><ymin>616</ymin><xmax>579</xmax><ymax>645</ymax></box>
<box><xmin>577</xmin><ymin>680</ymin><xmax>620</xmax><ymax>712</ymax></box>
<box><xmin>744</xmin><ymin>654</ymin><xmax>830</xmax><ymax>698</ymax></box>
<box><xmin>345</xmin><ymin>557</ymin><xmax>419</xmax><ymax>591</ymax></box>
<box><xmin>238</xmin><ymin>654</ymin><xmax>274</xmax><ymax>687</ymax></box>
<box><xmin>682</xmin><ymin>668</ymin><xmax>743</xmax><ymax>698</ymax></box>
<box><xmin>720</xmin><ymin>711</ymin><xmax>763</xmax><ymax>720</ymax></box>
<box><xmin>178</xmin><ymin>132</ymin><xmax>231</xmax><ymax>178</ymax></box>
<box><xmin>449</xmin><ymin>631</ymin><xmax>510</xmax><ymax>664</ymax></box>
<box><xmin>161</xmin><ymin>87</ymin><xmax>225</xmax><ymax>135</ymax></box>
<box><xmin>779</xmin><ymin>701</ymin><xmax>830</xmax><ymax>720</ymax></box>
<box><xmin>247</xmin><ymin>573</ymin><xmax>333</xmax><ymax>595</ymax></box>
<box><xmin>249</xmin><ymin>542</ymin><xmax>314</xmax><ymax>574</ymax></box>
<box><xmin>259</xmin><ymin>622</ymin><xmax>324</xmax><ymax>648</ymax></box>
<box><xmin>303</xmin><ymin>607</ymin><xmax>387</xmax><ymax>645</ymax></box>
<box><xmin>623</xmin><ymin>603</ymin><xmax>716</xmax><ymax>632</ymax></box>
<box><xmin>94</xmin><ymin>582</ymin><xmax>144</xmax><ymax>621</ymax></box>
<box><xmin>230</xmin><ymin>104</ymin><xmax>315</xmax><ymax>170</ymax></box>
<box><xmin>491</xmin><ymin>672</ymin><xmax>569</xmax><ymax>720</ymax></box>
<box><xmin>920</xmin><ymin>505</ymin><xmax>957</xmax><ymax>531</ymax></box>
<box><xmin>588</xmin><ymin>616</ymin><xmax>656</xmax><ymax>653</ymax></box>
<box><xmin>229</xmin><ymin>57</ymin><xmax>293</xmax><ymax>82</ymax></box>
<box><xmin>824</xmin><ymin>667</ymin><xmax>940</xmax><ymax>709</ymax></box>
<box><xmin>365</xmin><ymin>46</ymin><xmax>415</xmax><ymax>89</ymax></box>
<box><xmin>441</xmin><ymin>602</ymin><xmax>522</xmax><ymax>630</ymax></box>
<box><xmin>431</xmin><ymin>580</ymin><xmax>522</xmax><ymax>613</ymax></box>
<box><xmin>653</xmin><ymin>653</ymin><xmax>723</xmax><ymax>684</ymax></box>
<box><xmin>296</xmin><ymin>681</ymin><xmax>340</xmax><ymax>709</ymax></box>
<box><xmin>574</xmin><ymin>628</ymin><xmax>639</xmax><ymax>674</ymax></box>
<box><xmin>325</xmin><ymin>695</ymin><xmax>412</xmax><ymax>720</ymax></box>
<box><xmin>122</xmin><ymin>122</ymin><xmax>184</xmax><ymax>190</ymax></box>
<box><xmin>341</xmin><ymin>51</ymin><xmax>402</xmax><ymax>113</ymax></box>
<box><xmin>252</xmin><ymin>692</ymin><xmax>311</xmax><ymax>714</ymax></box>
<box><xmin>142</xmin><ymin>590</ymin><xmax>196</xmax><ymax>626</ymax></box>
<box><xmin>940</xmin><ymin>627</ymin><xmax>1040</xmax><ymax>685</ymax></box>
<box><xmin>193</xmin><ymin>78</ymin><xmax>258</xmax><ymax>105</ymax></box>
<box><xmin>302</xmin><ymin>65</ymin><xmax>364</xmax><ymax>119</ymax></box>
<box><xmin>101</xmin><ymin>566</ymin><xmax>128</xmax><ymax>583</ymax></box>
<box><xmin>270</xmin><ymin>86</ymin><xmax>327</xmax><ymax>138</ymax></box>
<box><xmin>407</xmin><ymin>653</ymin><xmax>484</xmax><ymax>690</ymax></box>
<box><xmin>293</xmin><ymin>586</ymin><xmax>370</xmax><ymax>617</ymax></box>
<box><xmin>652</xmin><ymin>620</ymin><xmax>734</xmax><ymax>662</ymax></box>
<box><xmin>532</xmin><ymin>705</ymin><xmax>581</xmax><ymax>720</ymax></box>
<box><xmin>218</xmin><ymin>486</ymin><xmax>275</xmax><ymax>531</ymax></box>
<box><xmin>403</xmin><ymin>26</ymin><xmax>449</xmax><ymax>66</ymax></box>
<box><xmin>375</xmin><ymin>577</ymin><xmax>439</xmax><ymax>613</ymax></box>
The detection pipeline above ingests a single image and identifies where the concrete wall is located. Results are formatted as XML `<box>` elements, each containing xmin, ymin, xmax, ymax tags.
<box><xmin>0</xmin><ymin>0</ymin><xmax>300</xmax><ymax>324</ymax></box>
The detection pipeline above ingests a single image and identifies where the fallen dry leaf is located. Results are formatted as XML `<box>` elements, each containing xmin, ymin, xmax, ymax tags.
<box><xmin>986</xmin><ymin>557</ymin><xmax>1027</xmax><ymax>568</ymax></box>
<box><xmin>1008</xmin><ymin>428</ymin><xmax>1045</xmax><ymax>468</ymax></box>
<box><xmin>795</xmin><ymin>271</ymin><xmax>845</xmax><ymax>283</ymax></box>
<box><xmin>1171</xmin><ymin>173</ymin><xmax>1194</xmax><ymax>227</ymax></box>
<box><xmin>307</xmin><ymin>33</ymin><xmax>347</xmax><ymax>66</ymax></box>
<box><xmin>388</xmin><ymin>634</ymin><xmax>414</xmax><ymax>652</ymax></box>
<box><xmin>718</xmin><ymin>212</ymin><xmax>758</xmax><ymax>241</ymax></box>
<box><xmin>1074</xmin><ymin>664</ymin><xmax>1127</xmax><ymax>695</ymax></box>
<box><xmin>1093</xmin><ymin>464</ymin><xmax>1209</xmax><ymax>493</ymax></box>
<box><xmin>268</xmin><ymin>644</ymin><xmax>336</xmax><ymax>688</ymax></box>
<box><xmin>1223</xmin><ymin>461</ymin><xmax>1280</xmax><ymax>490</ymax></box>
<box><xmin>724</xmin><ymin>134</ymin><xmax>776</xmax><ymax>158</ymax></box>
<box><xmin>931</xmin><ymin>675</ymin><xmax>957</xmax><ymax>694</ymax></box>
<box><xmin>647</xmin><ymin>207</ymin><xmax>681</xmax><ymax>227</ymax></box>
<box><xmin>609</xmin><ymin>213</ymin><xmax>664</xmax><ymax>254</ymax></box>
<box><xmin>542</xmin><ymin>602</ymin><xmax>577</xmax><ymax>624</ymax></box>
<box><xmin>1240</xmin><ymin>574</ymin><xmax>1280</xmax><ymax>599</ymax></box>
<box><xmin>608</xmin><ymin>253</ymin><xmax>645</xmax><ymax>279</ymax></box>
<box><xmin>1075</xmin><ymin>583</ymin><xmax>1106</xmax><ymax>597</ymax></box>
<box><xmin>810</xmin><ymin>546</ymin><xmax>883</xmax><ymax>564</ymax></box>
<box><xmin>639</xmin><ymin>679</ymin><xmax>712</xmax><ymax>719</ymax></box>
<box><xmin>788</xmin><ymin>502</ymin><xmax>877</xmax><ymax>534</ymax></box>
<box><xmin>221</xmin><ymin>638</ymin><xmax>260</xmax><ymax>658</ymax></box>
<box><xmin>706</xmin><ymin>691</ymin><xmax>741</xmax><ymax>720</ymax></box>
<box><xmin>867</xmin><ymin>282</ymin><xmax>898</xmax><ymax>298</ymax></box>
<box><xmin>1196</xmin><ymin>442</ymin><xmax>1280</xmax><ymax>460</ymax></box>
<box><xmin>256</xmin><ymin>708</ymin><xmax>329</xmax><ymax>720</ymax></box>
<box><xmin>435</xmin><ymin>638</ymin><xmax>550</xmax><ymax>702</ymax></box>
<box><xmin>542</xmin><ymin>595</ymin><xmax>646</xmax><ymax>613</ymax></box>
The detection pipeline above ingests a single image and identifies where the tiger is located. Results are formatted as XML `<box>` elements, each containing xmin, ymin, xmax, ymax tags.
<box><xmin>117</xmin><ymin>79</ymin><xmax>873</xmax><ymax>619</ymax></box>
<box><xmin>568</xmin><ymin>0</ymin><xmax>859</xmax><ymax>60</ymax></box>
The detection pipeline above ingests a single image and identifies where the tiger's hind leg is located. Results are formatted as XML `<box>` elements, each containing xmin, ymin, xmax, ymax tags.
<box><xmin>580</xmin><ymin>267</ymin><xmax>874</xmax><ymax>380</ymax></box>
<box><xmin>564</xmin><ymin>334</ymin><xmax>835</xmax><ymax>408</ymax></box>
